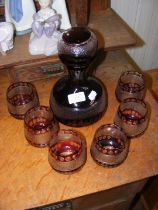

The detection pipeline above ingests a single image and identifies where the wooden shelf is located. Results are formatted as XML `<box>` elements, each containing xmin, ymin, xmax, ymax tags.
<box><xmin>0</xmin><ymin>34</ymin><xmax>59</xmax><ymax>70</ymax></box>
<box><xmin>89</xmin><ymin>9</ymin><xmax>136</xmax><ymax>50</ymax></box>
<box><xmin>0</xmin><ymin>9</ymin><xmax>136</xmax><ymax>71</ymax></box>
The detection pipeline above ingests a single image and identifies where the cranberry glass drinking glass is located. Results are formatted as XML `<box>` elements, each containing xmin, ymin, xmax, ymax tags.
<box><xmin>7</xmin><ymin>82</ymin><xmax>39</xmax><ymax>119</ymax></box>
<box><xmin>115</xmin><ymin>71</ymin><xmax>145</xmax><ymax>102</ymax></box>
<box><xmin>24</xmin><ymin>106</ymin><xmax>59</xmax><ymax>148</ymax></box>
<box><xmin>114</xmin><ymin>98</ymin><xmax>149</xmax><ymax>138</ymax></box>
<box><xmin>90</xmin><ymin>124</ymin><xmax>129</xmax><ymax>167</ymax></box>
<box><xmin>48</xmin><ymin>129</ymin><xmax>87</xmax><ymax>173</ymax></box>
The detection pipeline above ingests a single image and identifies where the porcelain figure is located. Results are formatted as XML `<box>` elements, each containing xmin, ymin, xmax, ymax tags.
<box><xmin>0</xmin><ymin>22</ymin><xmax>14</xmax><ymax>55</ymax></box>
<box><xmin>5</xmin><ymin>0</ymin><xmax>36</xmax><ymax>35</ymax></box>
<box><xmin>52</xmin><ymin>0</ymin><xmax>71</xmax><ymax>30</ymax></box>
<box><xmin>29</xmin><ymin>0</ymin><xmax>63</xmax><ymax>56</ymax></box>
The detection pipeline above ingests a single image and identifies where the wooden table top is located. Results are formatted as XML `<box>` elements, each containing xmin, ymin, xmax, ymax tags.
<box><xmin>0</xmin><ymin>51</ymin><xmax>158</xmax><ymax>210</ymax></box>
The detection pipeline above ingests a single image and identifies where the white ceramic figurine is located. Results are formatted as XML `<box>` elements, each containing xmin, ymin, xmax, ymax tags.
<box><xmin>0</xmin><ymin>22</ymin><xmax>14</xmax><ymax>55</ymax></box>
<box><xmin>29</xmin><ymin>0</ymin><xmax>62</xmax><ymax>56</ymax></box>
<box><xmin>5</xmin><ymin>0</ymin><xmax>36</xmax><ymax>35</ymax></box>
<box><xmin>52</xmin><ymin>0</ymin><xmax>71</xmax><ymax>30</ymax></box>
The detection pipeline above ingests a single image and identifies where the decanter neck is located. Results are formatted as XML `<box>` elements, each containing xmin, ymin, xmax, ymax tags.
<box><xmin>68</xmin><ymin>69</ymin><xmax>88</xmax><ymax>81</ymax></box>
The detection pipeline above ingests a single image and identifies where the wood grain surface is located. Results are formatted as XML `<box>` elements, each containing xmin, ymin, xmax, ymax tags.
<box><xmin>76</xmin><ymin>0</ymin><xmax>89</xmax><ymax>26</ymax></box>
<box><xmin>0</xmin><ymin>0</ymin><xmax>108</xmax><ymax>16</ymax></box>
<box><xmin>0</xmin><ymin>51</ymin><xmax>158</xmax><ymax>210</ymax></box>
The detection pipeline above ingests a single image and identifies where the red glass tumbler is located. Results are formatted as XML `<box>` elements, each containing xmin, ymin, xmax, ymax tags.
<box><xmin>115</xmin><ymin>71</ymin><xmax>145</xmax><ymax>102</ymax></box>
<box><xmin>90</xmin><ymin>124</ymin><xmax>129</xmax><ymax>167</ymax></box>
<box><xmin>114</xmin><ymin>98</ymin><xmax>149</xmax><ymax>137</ymax></box>
<box><xmin>24</xmin><ymin>106</ymin><xmax>59</xmax><ymax>148</ymax></box>
<box><xmin>48</xmin><ymin>129</ymin><xmax>87</xmax><ymax>173</ymax></box>
<box><xmin>7</xmin><ymin>82</ymin><xmax>39</xmax><ymax>119</ymax></box>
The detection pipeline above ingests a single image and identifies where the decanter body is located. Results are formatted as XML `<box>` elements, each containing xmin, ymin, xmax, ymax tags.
<box><xmin>50</xmin><ymin>27</ymin><xmax>107</xmax><ymax>127</ymax></box>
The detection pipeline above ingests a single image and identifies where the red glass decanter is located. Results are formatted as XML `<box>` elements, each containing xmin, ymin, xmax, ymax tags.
<box><xmin>50</xmin><ymin>27</ymin><xmax>107</xmax><ymax>127</ymax></box>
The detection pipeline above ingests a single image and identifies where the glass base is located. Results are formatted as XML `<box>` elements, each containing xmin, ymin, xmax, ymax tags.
<box><xmin>49</xmin><ymin>161</ymin><xmax>86</xmax><ymax>174</ymax></box>
<box><xmin>91</xmin><ymin>156</ymin><xmax>127</xmax><ymax>168</ymax></box>
<box><xmin>9</xmin><ymin>112</ymin><xmax>24</xmax><ymax>120</ymax></box>
<box><xmin>26</xmin><ymin>137</ymin><xmax>48</xmax><ymax>148</ymax></box>
<box><xmin>55</xmin><ymin>112</ymin><xmax>104</xmax><ymax>127</ymax></box>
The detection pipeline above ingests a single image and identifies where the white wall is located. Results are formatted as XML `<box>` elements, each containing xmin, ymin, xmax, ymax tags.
<box><xmin>111</xmin><ymin>0</ymin><xmax>158</xmax><ymax>70</ymax></box>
